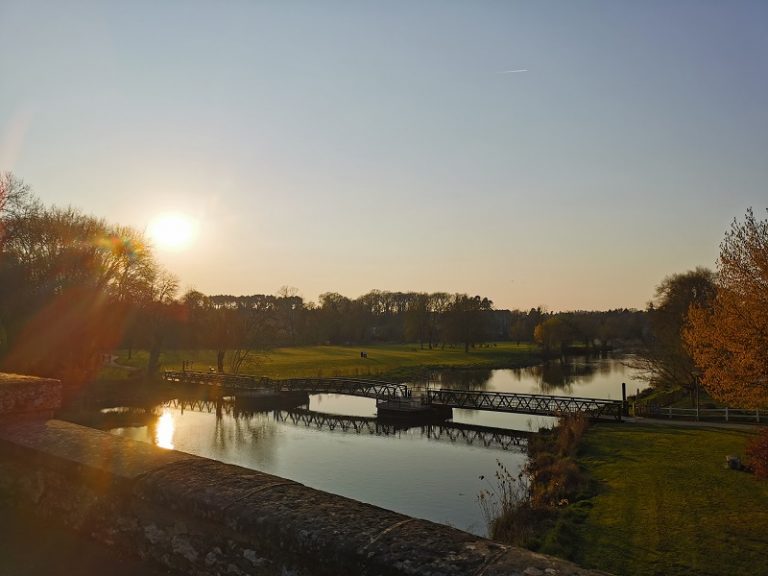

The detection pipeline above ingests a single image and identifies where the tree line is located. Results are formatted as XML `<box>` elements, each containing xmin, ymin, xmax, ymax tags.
<box><xmin>1</xmin><ymin>173</ymin><xmax>650</xmax><ymax>384</ymax></box>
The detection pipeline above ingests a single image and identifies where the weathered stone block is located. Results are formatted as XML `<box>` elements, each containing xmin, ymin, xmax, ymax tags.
<box><xmin>0</xmin><ymin>373</ymin><xmax>62</xmax><ymax>420</ymax></box>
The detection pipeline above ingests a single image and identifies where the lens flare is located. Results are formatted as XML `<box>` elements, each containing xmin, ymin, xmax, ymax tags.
<box><xmin>148</xmin><ymin>213</ymin><xmax>196</xmax><ymax>251</ymax></box>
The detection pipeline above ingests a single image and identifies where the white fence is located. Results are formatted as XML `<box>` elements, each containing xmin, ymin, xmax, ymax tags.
<box><xmin>636</xmin><ymin>405</ymin><xmax>763</xmax><ymax>422</ymax></box>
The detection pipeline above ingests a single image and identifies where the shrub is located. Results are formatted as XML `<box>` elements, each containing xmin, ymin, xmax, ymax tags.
<box><xmin>530</xmin><ymin>456</ymin><xmax>585</xmax><ymax>508</ymax></box>
<box><xmin>490</xmin><ymin>500</ymin><xmax>554</xmax><ymax>549</ymax></box>
<box><xmin>746</xmin><ymin>428</ymin><xmax>768</xmax><ymax>479</ymax></box>
<box><xmin>478</xmin><ymin>460</ymin><xmax>530</xmax><ymax>539</ymax></box>
<box><xmin>480</xmin><ymin>416</ymin><xmax>592</xmax><ymax>548</ymax></box>
<box><xmin>555</xmin><ymin>414</ymin><xmax>589</xmax><ymax>456</ymax></box>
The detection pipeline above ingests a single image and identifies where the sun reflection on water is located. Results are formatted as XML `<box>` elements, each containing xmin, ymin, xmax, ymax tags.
<box><xmin>155</xmin><ymin>409</ymin><xmax>175</xmax><ymax>449</ymax></box>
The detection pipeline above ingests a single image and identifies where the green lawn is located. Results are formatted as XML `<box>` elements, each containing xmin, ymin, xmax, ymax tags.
<box><xmin>111</xmin><ymin>342</ymin><xmax>539</xmax><ymax>380</ymax></box>
<box><xmin>575</xmin><ymin>424</ymin><xmax>768</xmax><ymax>576</ymax></box>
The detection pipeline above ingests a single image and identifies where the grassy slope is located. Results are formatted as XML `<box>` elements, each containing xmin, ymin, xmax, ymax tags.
<box><xmin>113</xmin><ymin>342</ymin><xmax>539</xmax><ymax>380</ymax></box>
<box><xmin>576</xmin><ymin>424</ymin><xmax>768</xmax><ymax>576</ymax></box>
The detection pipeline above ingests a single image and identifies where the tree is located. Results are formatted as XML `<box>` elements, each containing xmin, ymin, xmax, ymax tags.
<box><xmin>0</xmin><ymin>188</ymin><xmax>159</xmax><ymax>384</ymax></box>
<box><xmin>685</xmin><ymin>209</ymin><xmax>768</xmax><ymax>408</ymax></box>
<box><xmin>444</xmin><ymin>294</ymin><xmax>493</xmax><ymax>353</ymax></box>
<box><xmin>142</xmin><ymin>272</ymin><xmax>180</xmax><ymax>377</ymax></box>
<box><xmin>0</xmin><ymin>172</ymin><xmax>31</xmax><ymax>223</ymax></box>
<box><xmin>203</xmin><ymin>294</ymin><xmax>279</xmax><ymax>374</ymax></box>
<box><xmin>428</xmin><ymin>292</ymin><xmax>452</xmax><ymax>348</ymax></box>
<box><xmin>276</xmin><ymin>286</ymin><xmax>303</xmax><ymax>346</ymax></box>
<box><xmin>404</xmin><ymin>293</ymin><xmax>430</xmax><ymax>348</ymax></box>
<box><xmin>533</xmin><ymin>316</ymin><xmax>574</xmax><ymax>355</ymax></box>
<box><xmin>227</xmin><ymin>295</ymin><xmax>278</xmax><ymax>375</ymax></box>
<box><xmin>636</xmin><ymin>268</ymin><xmax>716</xmax><ymax>393</ymax></box>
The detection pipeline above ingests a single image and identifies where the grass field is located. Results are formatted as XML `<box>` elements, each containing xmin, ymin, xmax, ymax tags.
<box><xmin>574</xmin><ymin>424</ymin><xmax>768</xmax><ymax>576</ymax></box>
<box><xmin>111</xmin><ymin>342</ymin><xmax>540</xmax><ymax>380</ymax></box>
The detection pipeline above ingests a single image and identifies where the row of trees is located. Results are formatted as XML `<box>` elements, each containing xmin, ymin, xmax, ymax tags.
<box><xmin>173</xmin><ymin>291</ymin><xmax>499</xmax><ymax>374</ymax></box>
<box><xmin>639</xmin><ymin>209</ymin><xmax>768</xmax><ymax>409</ymax></box>
<box><xmin>530</xmin><ymin>309</ymin><xmax>645</xmax><ymax>353</ymax></box>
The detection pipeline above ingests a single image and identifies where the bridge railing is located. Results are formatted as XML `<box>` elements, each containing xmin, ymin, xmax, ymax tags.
<box><xmin>426</xmin><ymin>389</ymin><xmax>623</xmax><ymax>421</ymax></box>
<box><xmin>163</xmin><ymin>371</ymin><xmax>407</xmax><ymax>400</ymax></box>
<box><xmin>163</xmin><ymin>371</ymin><xmax>276</xmax><ymax>391</ymax></box>
<box><xmin>278</xmin><ymin>377</ymin><xmax>407</xmax><ymax>399</ymax></box>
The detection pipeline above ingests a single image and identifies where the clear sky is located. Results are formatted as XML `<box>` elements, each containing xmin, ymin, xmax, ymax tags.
<box><xmin>2</xmin><ymin>1</ymin><xmax>766</xmax><ymax>311</ymax></box>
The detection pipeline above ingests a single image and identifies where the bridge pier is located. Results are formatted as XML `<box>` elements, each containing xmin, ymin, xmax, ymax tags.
<box><xmin>376</xmin><ymin>399</ymin><xmax>452</xmax><ymax>422</ymax></box>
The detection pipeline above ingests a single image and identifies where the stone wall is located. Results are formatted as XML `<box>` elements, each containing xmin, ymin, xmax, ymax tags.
<box><xmin>0</xmin><ymin>373</ymin><xmax>610</xmax><ymax>576</ymax></box>
<box><xmin>0</xmin><ymin>373</ymin><xmax>61</xmax><ymax>421</ymax></box>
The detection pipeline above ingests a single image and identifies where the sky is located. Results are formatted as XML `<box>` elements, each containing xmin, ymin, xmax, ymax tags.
<box><xmin>1</xmin><ymin>1</ymin><xmax>767</xmax><ymax>311</ymax></box>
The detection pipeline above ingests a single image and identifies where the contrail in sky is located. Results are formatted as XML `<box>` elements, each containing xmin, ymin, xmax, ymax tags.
<box><xmin>500</xmin><ymin>69</ymin><xmax>528</xmax><ymax>74</ymax></box>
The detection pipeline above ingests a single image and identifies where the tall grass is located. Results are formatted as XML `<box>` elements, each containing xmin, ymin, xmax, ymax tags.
<box><xmin>480</xmin><ymin>415</ymin><xmax>591</xmax><ymax>550</ymax></box>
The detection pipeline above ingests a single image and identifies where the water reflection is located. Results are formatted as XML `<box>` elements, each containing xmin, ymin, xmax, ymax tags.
<box><xmin>429</xmin><ymin>369</ymin><xmax>494</xmax><ymax>391</ymax></box>
<box><xmin>416</xmin><ymin>354</ymin><xmax>638</xmax><ymax>400</ymax></box>
<box><xmin>525</xmin><ymin>361</ymin><xmax>597</xmax><ymax>394</ymax></box>
<box><xmin>154</xmin><ymin>408</ymin><xmax>175</xmax><ymax>449</ymax></box>
<box><xmin>275</xmin><ymin>408</ymin><xmax>528</xmax><ymax>451</ymax></box>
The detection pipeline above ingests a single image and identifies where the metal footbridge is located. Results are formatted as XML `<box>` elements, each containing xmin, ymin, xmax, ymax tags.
<box><xmin>163</xmin><ymin>371</ymin><xmax>407</xmax><ymax>400</ymax></box>
<box><xmin>163</xmin><ymin>371</ymin><xmax>623</xmax><ymax>421</ymax></box>
<box><xmin>426</xmin><ymin>389</ymin><xmax>623</xmax><ymax>421</ymax></box>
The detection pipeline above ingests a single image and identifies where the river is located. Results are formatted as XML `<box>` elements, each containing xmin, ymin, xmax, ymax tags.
<box><xmin>94</xmin><ymin>354</ymin><xmax>643</xmax><ymax>536</ymax></box>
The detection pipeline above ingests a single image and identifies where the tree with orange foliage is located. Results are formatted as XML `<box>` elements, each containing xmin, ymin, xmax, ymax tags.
<box><xmin>684</xmin><ymin>208</ymin><xmax>768</xmax><ymax>408</ymax></box>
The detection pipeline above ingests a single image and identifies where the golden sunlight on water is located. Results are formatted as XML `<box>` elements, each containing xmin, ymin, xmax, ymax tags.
<box><xmin>155</xmin><ymin>409</ymin><xmax>175</xmax><ymax>449</ymax></box>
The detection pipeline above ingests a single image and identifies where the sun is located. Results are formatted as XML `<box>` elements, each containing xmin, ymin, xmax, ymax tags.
<box><xmin>148</xmin><ymin>212</ymin><xmax>196</xmax><ymax>251</ymax></box>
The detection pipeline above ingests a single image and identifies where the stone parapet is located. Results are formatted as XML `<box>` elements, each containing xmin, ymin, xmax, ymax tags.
<box><xmin>0</xmin><ymin>373</ymin><xmax>62</xmax><ymax>421</ymax></box>
<box><xmin>0</xmin><ymin>418</ymin><xmax>611</xmax><ymax>576</ymax></box>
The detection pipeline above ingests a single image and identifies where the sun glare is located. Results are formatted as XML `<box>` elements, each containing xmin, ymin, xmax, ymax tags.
<box><xmin>155</xmin><ymin>409</ymin><xmax>175</xmax><ymax>449</ymax></box>
<box><xmin>148</xmin><ymin>212</ymin><xmax>196</xmax><ymax>251</ymax></box>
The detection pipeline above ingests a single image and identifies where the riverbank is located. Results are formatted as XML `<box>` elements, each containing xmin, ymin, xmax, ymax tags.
<box><xmin>570</xmin><ymin>423</ymin><xmax>768</xmax><ymax>576</ymax></box>
<box><xmin>106</xmin><ymin>343</ymin><xmax>542</xmax><ymax>381</ymax></box>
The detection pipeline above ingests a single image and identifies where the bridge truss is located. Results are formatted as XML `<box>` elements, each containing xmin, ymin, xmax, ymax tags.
<box><xmin>163</xmin><ymin>371</ymin><xmax>407</xmax><ymax>400</ymax></box>
<box><xmin>277</xmin><ymin>378</ymin><xmax>407</xmax><ymax>400</ymax></box>
<box><xmin>275</xmin><ymin>409</ymin><xmax>527</xmax><ymax>451</ymax></box>
<box><xmin>426</xmin><ymin>389</ymin><xmax>623</xmax><ymax>421</ymax></box>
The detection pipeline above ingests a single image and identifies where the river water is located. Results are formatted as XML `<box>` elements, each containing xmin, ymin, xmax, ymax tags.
<box><xmin>101</xmin><ymin>354</ymin><xmax>642</xmax><ymax>536</ymax></box>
